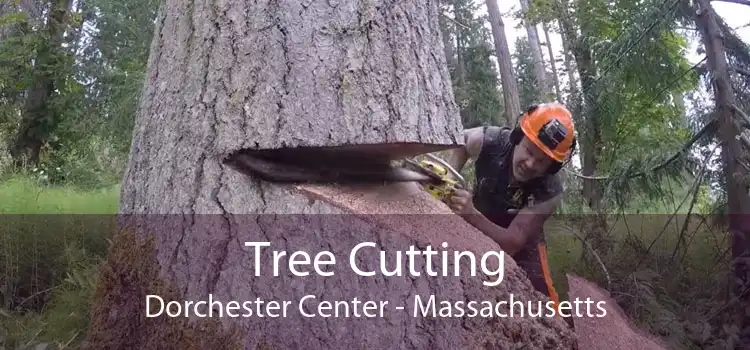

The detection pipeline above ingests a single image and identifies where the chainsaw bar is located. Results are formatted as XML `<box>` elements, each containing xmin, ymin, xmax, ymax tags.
<box><xmin>225</xmin><ymin>151</ymin><xmax>436</xmax><ymax>184</ymax></box>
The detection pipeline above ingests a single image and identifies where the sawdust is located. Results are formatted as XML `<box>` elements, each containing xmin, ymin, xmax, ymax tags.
<box><xmin>296</xmin><ymin>182</ymin><xmax>446</xmax><ymax>214</ymax></box>
<box><xmin>294</xmin><ymin>182</ymin><xmax>577</xmax><ymax>348</ymax></box>
<box><xmin>567</xmin><ymin>273</ymin><xmax>669</xmax><ymax>350</ymax></box>
<box><xmin>295</xmin><ymin>182</ymin><xmax>502</xmax><ymax>257</ymax></box>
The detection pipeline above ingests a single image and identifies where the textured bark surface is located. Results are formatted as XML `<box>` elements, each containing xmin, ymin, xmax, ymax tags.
<box><xmin>566</xmin><ymin>274</ymin><xmax>668</xmax><ymax>350</ymax></box>
<box><xmin>120</xmin><ymin>0</ymin><xmax>466</xmax><ymax>214</ymax></box>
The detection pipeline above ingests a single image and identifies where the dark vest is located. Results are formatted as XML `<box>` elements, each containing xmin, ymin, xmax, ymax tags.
<box><xmin>471</xmin><ymin>126</ymin><xmax>551</xmax><ymax>248</ymax></box>
<box><xmin>470</xmin><ymin>126</ymin><xmax>564</xmax><ymax>298</ymax></box>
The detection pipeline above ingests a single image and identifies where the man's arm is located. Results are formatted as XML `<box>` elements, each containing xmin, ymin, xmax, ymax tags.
<box><xmin>459</xmin><ymin>195</ymin><xmax>560</xmax><ymax>255</ymax></box>
<box><xmin>453</xmin><ymin>175</ymin><xmax>564</xmax><ymax>255</ymax></box>
<box><xmin>446</xmin><ymin>127</ymin><xmax>484</xmax><ymax>172</ymax></box>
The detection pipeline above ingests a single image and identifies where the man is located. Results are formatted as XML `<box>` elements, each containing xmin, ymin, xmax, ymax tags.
<box><xmin>444</xmin><ymin>102</ymin><xmax>576</xmax><ymax>314</ymax></box>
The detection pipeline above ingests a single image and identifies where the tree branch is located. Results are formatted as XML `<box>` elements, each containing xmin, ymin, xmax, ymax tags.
<box><xmin>440</xmin><ymin>12</ymin><xmax>471</xmax><ymax>30</ymax></box>
<box><xmin>712</xmin><ymin>0</ymin><xmax>750</xmax><ymax>6</ymax></box>
<box><xmin>568</xmin><ymin>118</ymin><xmax>719</xmax><ymax>181</ymax></box>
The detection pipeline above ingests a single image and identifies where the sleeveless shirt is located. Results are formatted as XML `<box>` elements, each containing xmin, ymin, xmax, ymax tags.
<box><xmin>471</xmin><ymin>126</ymin><xmax>563</xmax><ymax>251</ymax></box>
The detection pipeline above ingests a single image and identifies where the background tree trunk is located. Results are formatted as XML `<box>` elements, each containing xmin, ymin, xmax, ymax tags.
<box><xmin>542</xmin><ymin>22</ymin><xmax>563</xmax><ymax>102</ymax></box>
<box><xmin>84</xmin><ymin>0</ymin><xmax>576</xmax><ymax>348</ymax></box>
<box><xmin>438</xmin><ymin>2</ymin><xmax>457</xmax><ymax>74</ymax></box>
<box><xmin>485</xmin><ymin>0</ymin><xmax>521</xmax><ymax>125</ymax></box>
<box><xmin>694</xmin><ymin>0</ymin><xmax>750</xmax><ymax>345</ymax></box>
<box><xmin>9</xmin><ymin>0</ymin><xmax>73</xmax><ymax>167</ymax></box>
<box><xmin>453</xmin><ymin>0</ymin><xmax>466</xmax><ymax>86</ymax></box>
<box><xmin>519</xmin><ymin>0</ymin><xmax>549</xmax><ymax>100</ymax></box>
<box><xmin>559</xmin><ymin>24</ymin><xmax>578</xmax><ymax>106</ymax></box>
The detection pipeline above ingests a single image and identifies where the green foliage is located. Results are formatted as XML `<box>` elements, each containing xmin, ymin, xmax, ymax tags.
<box><xmin>455</xmin><ymin>44</ymin><xmax>504</xmax><ymax>127</ymax></box>
<box><xmin>80</xmin><ymin>0</ymin><xmax>160</xmax><ymax>154</ymax></box>
<box><xmin>0</xmin><ymin>15</ymin><xmax>37</xmax><ymax>132</ymax></box>
<box><xmin>0</xmin><ymin>176</ymin><xmax>116</xmax><ymax>348</ymax></box>
<box><xmin>0</xmin><ymin>0</ymin><xmax>158</xmax><ymax>188</ymax></box>
<box><xmin>0</xmin><ymin>0</ymin><xmax>744</xmax><ymax>348</ymax></box>
<box><xmin>2</xmin><ymin>244</ymin><xmax>103</xmax><ymax>349</ymax></box>
<box><xmin>550</xmin><ymin>0</ymin><xmax>701</xmax><ymax>213</ymax></box>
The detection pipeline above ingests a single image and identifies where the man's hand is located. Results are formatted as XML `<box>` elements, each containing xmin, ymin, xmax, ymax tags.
<box><xmin>445</xmin><ymin>189</ymin><xmax>477</xmax><ymax>215</ymax></box>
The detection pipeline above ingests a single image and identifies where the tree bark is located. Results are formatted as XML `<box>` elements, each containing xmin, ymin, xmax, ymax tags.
<box><xmin>84</xmin><ymin>0</ymin><xmax>577</xmax><ymax>348</ymax></box>
<box><xmin>555</xmin><ymin>0</ymin><xmax>612</xmax><ymax>280</ymax></box>
<box><xmin>117</xmin><ymin>0</ymin><xmax>468</xmax><ymax>214</ymax></box>
<box><xmin>694</xmin><ymin>0</ymin><xmax>750</xmax><ymax>345</ymax></box>
<box><xmin>485</xmin><ymin>0</ymin><xmax>521</xmax><ymax>125</ymax></box>
<box><xmin>556</xmin><ymin>2</ymin><xmax>602</xmax><ymax>213</ymax></box>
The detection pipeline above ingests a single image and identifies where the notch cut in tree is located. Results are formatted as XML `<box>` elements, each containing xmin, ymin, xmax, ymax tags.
<box><xmin>86</xmin><ymin>0</ymin><xmax>578</xmax><ymax>348</ymax></box>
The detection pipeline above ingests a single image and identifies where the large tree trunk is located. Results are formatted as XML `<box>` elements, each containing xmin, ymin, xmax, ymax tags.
<box><xmin>117</xmin><ymin>0</ymin><xmax>469</xmax><ymax>214</ymax></box>
<box><xmin>694</xmin><ymin>0</ymin><xmax>750</xmax><ymax>345</ymax></box>
<box><xmin>84</xmin><ymin>0</ymin><xmax>577</xmax><ymax>348</ymax></box>
<box><xmin>485</xmin><ymin>0</ymin><xmax>521</xmax><ymax>125</ymax></box>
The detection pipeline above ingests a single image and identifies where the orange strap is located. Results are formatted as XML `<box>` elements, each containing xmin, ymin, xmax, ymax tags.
<box><xmin>537</xmin><ymin>242</ymin><xmax>561</xmax><ymax>315</ymax></box>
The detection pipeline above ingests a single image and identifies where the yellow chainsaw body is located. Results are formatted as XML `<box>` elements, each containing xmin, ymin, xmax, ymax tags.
<box><xmin>416</xmin><ymin>159</ymin><xmax>460</xmax><ymax>201</ymax></box>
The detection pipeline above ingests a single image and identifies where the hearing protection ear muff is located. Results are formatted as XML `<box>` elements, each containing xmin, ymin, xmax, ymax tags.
<box><xmin>546</xmin><ymin>136</ymin><xmax>576</xmax><ymax>174</ymax></box>
<box><xmin>509</xmin><ymin>104</ymin><xmax>577</xmax><ymax>175</ymax></box>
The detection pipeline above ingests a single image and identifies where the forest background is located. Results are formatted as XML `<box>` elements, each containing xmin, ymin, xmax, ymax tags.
<box><xmin>1</xmin><ymin>0</ymin><xmax>749</xmax><ymax>348</ymax></box>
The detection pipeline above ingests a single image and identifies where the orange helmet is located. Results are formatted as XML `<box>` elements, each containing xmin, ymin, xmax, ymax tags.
<box><xmin>518</xmin><ymin>103</ymin><xmax>576</xmax><ymax>162</ymax></box>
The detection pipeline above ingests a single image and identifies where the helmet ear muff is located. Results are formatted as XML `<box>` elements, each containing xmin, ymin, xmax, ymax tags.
<box><xmin>547</xmin><ymin>135</ymin><xmax>577</xmax><ymax>174</ymax></box>
<box><xmin>510</xmin><ymin>126</ymin><xmax>523</xmax><ymax>145</ymax></box>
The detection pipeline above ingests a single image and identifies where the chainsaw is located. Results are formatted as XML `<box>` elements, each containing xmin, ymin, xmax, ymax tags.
<box><xmin>401</xmin><ymin>154</ymin><xmax>466</xmax><ymax>201</ymax></box>
<box><xmin>223</xmin><ymin>147</ymin><xmax>467</xmax><ymax>202</ymax></box>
